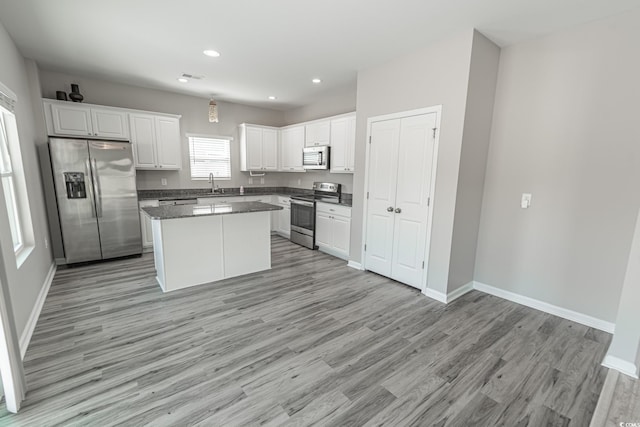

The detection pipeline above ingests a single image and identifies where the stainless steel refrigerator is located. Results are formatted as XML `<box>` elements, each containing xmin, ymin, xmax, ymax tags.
<box><xmin>49</xmin><ymin>138</ymin><xmax>142</xmax><ymax>263</ymax></box>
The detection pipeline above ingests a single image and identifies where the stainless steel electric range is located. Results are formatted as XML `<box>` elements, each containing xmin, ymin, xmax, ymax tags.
<box><xmin>290</xmin><ymin>182</ymin><xmax>341</xmax><ymax>249</ymax></box>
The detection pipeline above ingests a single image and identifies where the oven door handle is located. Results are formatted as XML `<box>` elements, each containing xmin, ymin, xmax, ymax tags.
<box><xmin>291</xmin><ymin>199</ymin><xmax>315</xmax><ymax>207</ymax></box>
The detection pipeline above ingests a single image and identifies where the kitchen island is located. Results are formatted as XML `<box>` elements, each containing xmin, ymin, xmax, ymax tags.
<box><xmin>142</xmin><ymin>201</ymin><xmax>282</xmax><ymax>292</ymax></box>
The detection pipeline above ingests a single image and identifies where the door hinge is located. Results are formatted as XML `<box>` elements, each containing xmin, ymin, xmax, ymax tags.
<box><xmin>369</xmin><ymin>136</ymin><xmax>372</xmax><ymax>144</ymax></box>
<box><xmin>427</xmin><ymin>197</ymin><xmax>430</xmax><ymax>207</ymax></box>
<box><xmin>422</xmin><ymin>261</ymin><xmax>425</xmax><ymax>269</ymax></box>
<box><xmin>364</xmin><ymin>244</ymin><xmax>367</xmax><ymax>252</ymax></box>
<box><xmin>432</xmin><ymin>128</ymin><xmax>437</xmax><ymax>138</ymax></box>
<box><xmin>367</xmin><ymin>191</ymin><xmax>369</xmax><ymax>199</ymax></box>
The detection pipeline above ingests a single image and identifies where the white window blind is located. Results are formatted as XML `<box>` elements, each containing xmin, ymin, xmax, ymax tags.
<box><xmin>188</xmin><ymin>136</ymin><xmax>231</xmax><ymax>180</ymax></box>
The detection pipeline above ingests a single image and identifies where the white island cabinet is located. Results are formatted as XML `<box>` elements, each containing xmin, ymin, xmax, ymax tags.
<box><xmin>142</xmin><ymin>201</ymin><xmax>282</xmax><ymax>292</ymax></box>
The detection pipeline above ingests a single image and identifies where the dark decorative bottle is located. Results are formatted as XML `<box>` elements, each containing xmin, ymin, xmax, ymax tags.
<box><xmin>68</xmin><ymin>84</ymin><xmax>84</xmax><ymax>102</ymax></box>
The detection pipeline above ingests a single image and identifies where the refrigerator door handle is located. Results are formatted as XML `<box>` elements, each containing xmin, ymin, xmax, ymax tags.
<box><xmin>85</xmin><ymin>159</ymin><xmax>97</xmax><ymax>218</ymax></box>
<box><xmin>90</xmin><ymin>158</ymin><xmax>103</xmax><ymax>218</ymax></box>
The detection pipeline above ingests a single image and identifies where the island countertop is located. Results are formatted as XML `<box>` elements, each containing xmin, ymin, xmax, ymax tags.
<box><xmin>142</xmin><ymin>201</ymin><xmax>282</xmax><ymax>220</ymax></box>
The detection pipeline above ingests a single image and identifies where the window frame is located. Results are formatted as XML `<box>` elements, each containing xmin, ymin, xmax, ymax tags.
<box><xmin>0</xmin><ymin>81</ymin><xmax>34</xmax><ymax>265</ymax></box>
<box><xmin>187</xmin><ymin>134</ymin><xmax>233</xmax><ymax>181</ymax></box>
<box><xmin>0</xmin><ymin>108</ymin><xmax>24</xmax><ymax>254</ymax></box>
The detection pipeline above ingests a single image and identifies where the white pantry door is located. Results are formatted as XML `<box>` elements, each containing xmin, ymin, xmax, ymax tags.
<box><xmin>391</xmin><ymin>113</ymin><xmax>436</xmax><ymax>287</ymax></box>
<box><xmin>365</xmin><ymin>119</ymin><xmax>401</xmax><ymax>277</ymax></box>
<box><xmin>365</xmin><ymin>112</ymin><xmax>437</xmax><ymax>289</ymax></box>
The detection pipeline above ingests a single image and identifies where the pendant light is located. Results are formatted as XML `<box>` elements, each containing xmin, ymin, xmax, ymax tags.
<box><xmin>208</xmin><ymin>98</ymin><xmax>219</xmax><ymax>123</ymax></box>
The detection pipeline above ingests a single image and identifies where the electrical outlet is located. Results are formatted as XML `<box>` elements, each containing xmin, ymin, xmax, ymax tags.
<box><xmin>161</xmin><ymin>178</ymin><xmax>167</xmax><ymax>186</ymax></box>
<box><xmin>44</xmin><ymin>238</ymin><xmax>48</xmax><ymax>249</ymax></box>
<box><xmin>260</xmin><ymin>177</ymin><xmax>265</xmax><ymax>184</ymax></box>
<box><xmin>249</xmin><ymin>177</ymin><xmax>253</xmax><ymax>184</ymax></box>
<box><xmin>521</xmin><ymin>193</ymin><xmax>532</xmax><ymax>209</ymax></box>
<box><xmin>297</xmin><ymin>178</ymin><xmax>301</xmax><ymax>185</ymax></box>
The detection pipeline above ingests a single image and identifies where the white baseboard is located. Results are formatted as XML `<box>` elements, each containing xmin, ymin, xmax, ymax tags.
<box><xmin>423</xmin><ymin>288</ymin><xmax>447</xmax><ymax>303</ymax></box>
<box><xmin>423</xmin><ymin>281</ymin><xmax>474</xmax><ymax>304</ymax></box>
<box><xmin>347</xmin><ymin>261</ymin><xmax>363</xmax><ymax>270</ymax></box>
<box><xmin>19</xmin><ymin>262</ymin><xmax>56</xmax><ymax>359</ymax></box>
<box><xmin>447</xmin><ymin>281</ymin><xmax>474</xmax><ymax>303</ymax></box>
<box><xmin>473</xmin><ymin>281</ymin><xmax>615</xmax><ymax>333</ymax></box>
<box><xmin>602</xmin><ymin>354</ymin><xmax>639</xmax><ymax>379</ymax></box>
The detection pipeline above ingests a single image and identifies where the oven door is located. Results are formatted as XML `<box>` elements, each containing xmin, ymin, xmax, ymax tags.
<box><xmin>290</xmin><ymin>199</ymin><xmax>316</xmax><ymax>249</ymax></box>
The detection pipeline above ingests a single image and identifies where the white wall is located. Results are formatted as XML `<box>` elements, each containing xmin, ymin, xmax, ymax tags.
<box><xmin>38</xmin><ymin>69</ymin><xmax>286</xmax><ymax>190</ymax></box>
<box><xmin>475</xmin><ymin>10</ymin><xmax>640</xmax><ymax>323</ymax></box>
<box><xmin>447</xmin><ymin>31</ymin><xmax>500</xmax><ymax>293</ymax></box>
<box><xmin>606</xmin><ymin>206</ymin><xmax>640</xmax><ymax>376</ymax></box>
<box><xmin>282</xmin><ymin>82</ymin><xmax>357</xmax><ymax>125</ymax></box>
<box><xmin>0</xmin><ymin>22</ymin><xmax>54</xmax><ymax>337</ymax></box>
<box><xmin>353</xmin><ymin>30</ymin><xmax>474</xmax><ymax>295</ymax></box>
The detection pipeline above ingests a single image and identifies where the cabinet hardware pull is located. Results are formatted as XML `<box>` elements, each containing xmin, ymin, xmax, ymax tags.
<box><xmin>395</xmin><ymin>207</ymin><xmax>402</xmax><ymax>213</ymax></box>
<box><xmin>387</xmin><ymin>207</ymin><xmax>394</xmax><ymax>212</ymax></box>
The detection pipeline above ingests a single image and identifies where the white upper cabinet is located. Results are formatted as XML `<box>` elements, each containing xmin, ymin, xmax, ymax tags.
<box><xmin>330</xmin><ymin>114</ymin><xmax>356</xmax><ymax>173</ymax></box>
<box><xmin>305</xmin><ymin>120</ymin><xmax>331</xmax><ymax>147</ymax></box>
<box><xmin>44</xmin><ymin>99</ymin><xmax>182</xmax><ymax>170</ymax></box>
<box><xmin>129</xmin><ymin>114</ymin><xmax>157</xmax><ymax>168</ymax></box>
<box><xmin>50</xmin><ymin>103</ymin><xmax>93</xmax><ymax>137</ymax></box>
<box><xmin>241</xmin><ymin>112</ymin><xmax>354</xmax><ymax>173</ymax></box>
<box><xmin>240</xmin><ymin>124</ymin><xmax>279</xmax><ymax>171</ymax></box>
<box><xmin>280</xmin><ymin>126</ymin><xmax>305</xmax><ymax>171</ymax></box>
<box><xmin>47</xmin><ymin>101</ymin><xmax>128</xmax><ymax>140</ymax></box>
<box><xmin>155</xmin><ymin>116</ymin><xmax>181</xmax><ymax>169</ymax></box>
<box><xmin>129</xmin><ymin>113</ymin><xmax>182</xmax><ymax>170</ymax></box>
<box><xmin>262</xmin><ymin>128</ymin><xmax>279</xmax><ymax>170</ymax></box>
<box><xmin>91</xmin><ymin>107</ymin><xmax>129</xmax><ymax>140</ymax></box>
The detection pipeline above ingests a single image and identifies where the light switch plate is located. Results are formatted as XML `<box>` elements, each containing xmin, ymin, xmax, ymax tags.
<box><xmin>161</xmin><ymin>178</ymin><xmax>167</xmax><ymax>186</ymax></box>
<box><xmin>521</xmin><ymin>193</ymin><xmax>532</xmax><ymax>208</ymax></box>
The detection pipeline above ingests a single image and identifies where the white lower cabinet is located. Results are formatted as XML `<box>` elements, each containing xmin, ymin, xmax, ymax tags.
<box><xmin>139</xmin><ymin>200</ymin><xmax>159</xmax><ymax>251</ymax></box>
<box><xmin>315</xmin><ymin>202</ymin><xmax>351</xmax><ymax>260</ymax></box>
<box><xmin>274</xmin><ymin>196</ymin><xmax>291</xmax><ymax>237</ymax></box>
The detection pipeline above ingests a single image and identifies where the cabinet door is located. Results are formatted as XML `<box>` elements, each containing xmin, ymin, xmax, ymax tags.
<box><xmin>278</xmin><ymin>206</ymin><xmax>291</xmax><ymax>235</ymax></box>
<box><xmin>91</xmin><ymin>108</ymin><xmax>129</xmax><ymax>140</ymax></box>
<box><xmin>140</xmin><ymin>211</ymin><xmax>154</xmax><ymax>248</ymax></box>
<box><xmin>330</xmin><ymin>115</ymin><xmax>356</xmax><ymax>173</ymax></box>
<box><xmin>129</xmin><ymin>114</ymin><xmax>157</xmax><ymax>169</ymax></box>
<box><xmin>245</xmin><ymin>126</ymin><xmax>263</xmax><ymax>170</ymax></box>
<box><xmin>50</xmin><ymin>103</ymin><xmax>93</xmax><ymax>137</ymax></box>
<box><xmin>280</xmin><ymin>126</ymin><xmax>305</xmax><ymax>171</ymax></box>
<box><xmin>315</xmin><ymin>211</ymin><xmax>332</xmax><ymax>249</ymax></box>
<box><xmin>345</xmin><ymin>115</ymin><xmax>356</xmax><ymax>171</ymax></box>
<box><xmin>332</xmin><ymin>215</ymin><xmax>351</xmax><ymax>258</ymax></box>
<box><xmin>305</xmin><ymin>120</ymin><xmax>331</xmax><ymax>147</ymax></box>
<box><xmin>262</xmin><ymin>128</ymin><xmax>279</xmax><ymax>170</ymax></box>
<box><xmin>155</xmin><ymin>116</ymin><xmax>182</xmax><ymax>170</ymax></box>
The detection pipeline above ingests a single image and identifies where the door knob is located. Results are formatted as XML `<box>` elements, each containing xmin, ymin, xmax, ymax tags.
<box><xmin>395</xmin><ymin>207</ymin><xmax>402</xmax><ymax>213</ymax></box>
<box><xmin>387</xmin><ymin>206</ymin><xmax>394</xmax><ymax>212</ymax></box>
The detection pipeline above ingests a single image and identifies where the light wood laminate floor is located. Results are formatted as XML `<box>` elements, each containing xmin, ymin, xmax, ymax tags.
<box><xmin>1</xmin><ymin>236</ymin><xmax>611</xmax><ymax>426</ymax></box>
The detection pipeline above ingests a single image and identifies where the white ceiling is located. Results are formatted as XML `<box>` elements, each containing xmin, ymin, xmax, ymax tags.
<box><xmin>1</xmin><ymin>0</ymin><xmax>639</xmax><ymax>110</ymax></box>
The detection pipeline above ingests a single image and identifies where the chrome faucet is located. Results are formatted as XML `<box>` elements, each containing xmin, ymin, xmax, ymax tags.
<box><xmin>208</xmin><ymin>172</ymin><xmax>218</xmax><ymax>194</ymax></box>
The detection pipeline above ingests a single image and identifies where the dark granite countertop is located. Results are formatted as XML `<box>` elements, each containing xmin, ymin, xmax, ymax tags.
<box><xmin>142</xmin><ymin>201</ymin><xmax>283</xmax><ymax>220</ymax></box>
<box><xmin>138</xmin><ymin>187</ymin><xmax>353</xmax><ymax>207</ymax></box>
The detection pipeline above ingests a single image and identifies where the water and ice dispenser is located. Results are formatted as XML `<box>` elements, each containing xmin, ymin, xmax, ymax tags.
<box><xmin>63</xmin><ymin>172</ymin><xmax>87</xmax><ymax>199</ymax></box>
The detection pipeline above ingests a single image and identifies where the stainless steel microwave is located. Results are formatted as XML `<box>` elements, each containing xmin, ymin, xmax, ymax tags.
<box><xmin>303</xmin><ymin>146</ymin><xmax>330</xmax><ymax>170</ymax></box>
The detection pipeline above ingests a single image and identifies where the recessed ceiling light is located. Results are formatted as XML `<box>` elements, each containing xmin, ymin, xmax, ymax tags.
<box><xmin>312</xmin><ymin>78</ymin><xmax>322</xmax><ymax>84</ymax></box>
<box><xmin>203</xmin><ymin>50</ymin><xmax>221</xmax><ymax>57</ymax></box>
<box><xmin>177</xmin><ymin>77</ymin><xmax>188</xmax><ymax>83</ymax></box>
<box><xmin>268</xmin><ymin>96</ymin><xmax>277</xmax><ymax>100</ymax></box>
